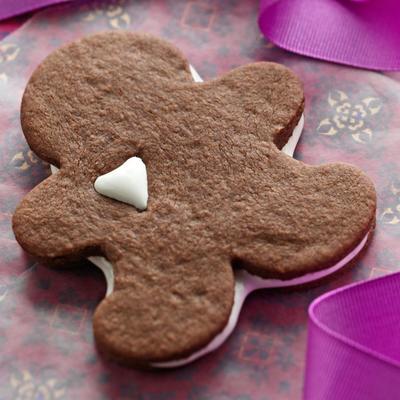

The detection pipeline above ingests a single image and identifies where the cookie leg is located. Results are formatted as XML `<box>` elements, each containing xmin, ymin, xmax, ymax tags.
<box><xmin>92</xmin><ymin>255</ymin><xmax>235</xmax><ymax>366</ymax></box>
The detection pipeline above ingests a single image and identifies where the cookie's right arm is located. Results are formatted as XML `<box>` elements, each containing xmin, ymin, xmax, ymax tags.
<box><xmin>12</xmin><ymin>173</ymin><xmax>104</xmax><ymax>262</ymax></box>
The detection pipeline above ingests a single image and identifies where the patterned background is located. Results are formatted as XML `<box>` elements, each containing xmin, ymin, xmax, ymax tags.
<box><xmin>0</xmin><ymin>1</ymin><xmax>400</xmax><ymax>399</ymax></box>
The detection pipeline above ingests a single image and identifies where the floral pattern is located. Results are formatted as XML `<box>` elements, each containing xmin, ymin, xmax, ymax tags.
<box><xmin>81</xmin><ymin>0</ymin><xmax>131</xmax><ymax>29</ymax></box>
<box><xmin>10</xmin><ymin>150</ymin><xmax>46</xmax><ymax>172</ymax></box>
<box><xmin>318</xmin><ymin>90</ymin><xmax>382</xmax><ymax>143</ymax></box>
<box><xmin>380</xmin><ymin>182</ymin><xmax>400</xmax><ymax>225</ymax></box>
<box><xmin>10</xmin><ymin>370</ymin><xmax>65</xmax><ymax>400</ymax></box>
<box><xmin>0</xmin><ymin>43</ymin><xmax>19</xmax><ymax>83</ymax></box>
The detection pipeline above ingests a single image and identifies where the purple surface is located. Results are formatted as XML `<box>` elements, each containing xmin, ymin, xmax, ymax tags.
<box><xmin>259</xmin><ymin>0</ymin><xmax>400</xmax><ymax>71</ymax></box>
<box><xmin>305</xmin><ymin>272</ymin><xmax>400</xmax><ymax>399</ymax></box>
<box><xmin>0</xmin><ymin>0</ymin><xmax>72</xmax><ymax>21</ymax></box>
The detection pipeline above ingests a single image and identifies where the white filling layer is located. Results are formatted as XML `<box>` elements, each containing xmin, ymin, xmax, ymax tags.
<box><xmin>50</xmin><ymin>66</ymin><xmax>368</xmax><ymax>368</ymax></box>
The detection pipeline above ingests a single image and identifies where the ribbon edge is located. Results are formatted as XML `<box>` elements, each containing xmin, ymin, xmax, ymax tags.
<box><xmin>308</xmin><ymin>271</ymin><xmax>400</xmax><ymax>369</ymax></box>
<box><xmin>257</xmin><ymin>10</ymin><xmax>400</xmax><ymax>72</ymax></box>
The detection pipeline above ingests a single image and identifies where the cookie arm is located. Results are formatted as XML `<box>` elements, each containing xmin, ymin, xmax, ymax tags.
<box><xmin>12</xmin><ymin>173</ymin><xmax>105</xmax><ymax>261</ymax></box>
<box><xmin>231</xmin><ymin>160</ymin><xmax>376</xmax><ymax>279</ymax></box>
<box><xmin>201</xmin><ymin>62</ymin><xmax>305</xmax><ymax>149</ymax></box>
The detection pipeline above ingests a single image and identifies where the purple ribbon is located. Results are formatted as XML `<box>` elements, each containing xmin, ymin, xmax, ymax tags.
<box><xmin>0</xmin><ymin>0</ymin><xmax>72</xmax><ymax>21</ymax></box>
<box><xmin>304</xmin><ymin>272</ymin><xmax>400</xmax><ymax>399</ymax></box>
<box><xmin>259</xmin><ymin>0</ymin><xmax>400</xmax><ymax>71</ymax></box>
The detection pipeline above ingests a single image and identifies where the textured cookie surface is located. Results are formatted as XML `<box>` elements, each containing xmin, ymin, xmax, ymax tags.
<box><xmin>13</xmin><ymin>32</ymin><xmax>376</xmax><ymax>365</ymax></box>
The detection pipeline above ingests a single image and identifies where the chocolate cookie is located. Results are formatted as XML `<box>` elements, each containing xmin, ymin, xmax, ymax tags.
<box><xmin>12</xmin><ymin>32</ymin><xmax>376</xmax><ymax>366</ymax></box>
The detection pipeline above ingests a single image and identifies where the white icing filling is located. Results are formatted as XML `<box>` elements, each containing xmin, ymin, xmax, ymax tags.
<box><xmin>189</xmin><ymin>64</ymin><xmax>202</xmax><ymax>83</ymax></box>
<box><xmin>283</xmin><ymin>114</ymin><xmax>304</xmax><ymax>157</ymax></box>
<box><xmin>50</xmin><ymin>65</ymin><xmax>368</xmax><ymax>368</ymax></box>
<box><xmin>94</xmin><ymin>157</ymin><xmax>148</xmax><ymax>211</ymax></box>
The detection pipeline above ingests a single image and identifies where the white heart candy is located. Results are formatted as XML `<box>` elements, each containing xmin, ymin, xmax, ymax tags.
<box><xmin>94</xmin><ymin>157</ymin><xmax>148</xmax><ymax>210</ymax></box>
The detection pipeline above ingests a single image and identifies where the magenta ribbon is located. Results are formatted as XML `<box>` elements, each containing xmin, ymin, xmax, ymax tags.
<box><xmin>0</xmin><ymin>0</ymin><xmax>72</xmax><ymax>21</ymax></box>
<box><xmin>304</xmin><ymin>272</ymin><xmax>400</xmax><ymax>399</ymax></box>
<box><xmin>259</xmin><ymin>0</ymin><xmax>400</xmax><ymax>71</ymax></box>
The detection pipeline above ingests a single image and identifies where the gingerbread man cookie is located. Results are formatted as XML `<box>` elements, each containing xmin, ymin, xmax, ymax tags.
<box><xmin>13</xmin><ymin>32</ymin><xmax>376</xmax><ymax>367</ymax></box>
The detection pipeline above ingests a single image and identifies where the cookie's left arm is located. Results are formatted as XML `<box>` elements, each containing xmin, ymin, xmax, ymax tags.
<box><xmin>208</xmin><ymin>62</ymin><xmax>305</xmax><ymax>149</ymax></box>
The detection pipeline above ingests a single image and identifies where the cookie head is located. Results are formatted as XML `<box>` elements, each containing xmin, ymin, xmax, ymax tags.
<box><xmin>13</xmin><ymin>32</ymin><xmax>376</xmax><ymax>366</ymax></box>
